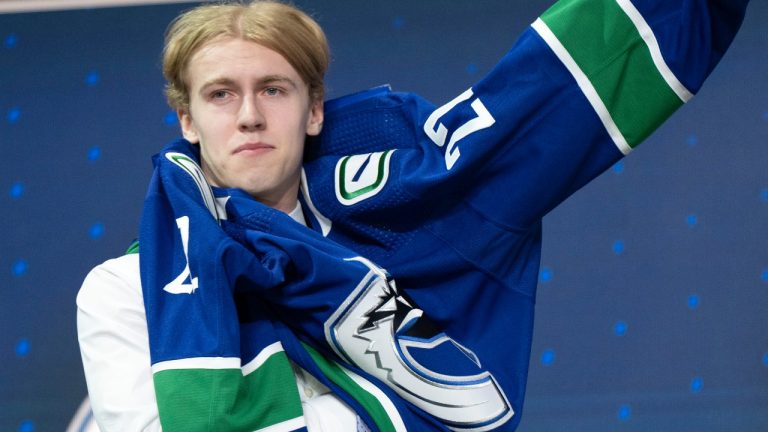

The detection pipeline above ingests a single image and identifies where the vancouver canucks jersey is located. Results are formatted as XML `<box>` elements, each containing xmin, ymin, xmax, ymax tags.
<box><xmin>140</xmin><ymin>1</ymin><xmax>749</xmax><ymax>431</ymax></box>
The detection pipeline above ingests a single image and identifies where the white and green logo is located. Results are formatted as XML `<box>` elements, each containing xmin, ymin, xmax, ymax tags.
<box><xmin>324</xmin><ymin>257</ymin><xmax>514</xmax><ymax>430</ymax></box>
<box><xmin>335</xmin><ymin>150</ymin><xmax>395</xmax><ymax>206</ymax></box>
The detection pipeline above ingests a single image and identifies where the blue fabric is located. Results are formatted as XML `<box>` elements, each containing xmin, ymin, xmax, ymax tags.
<box><xmin>139</xmin><ymin>1</ymin><xmax>749</xmax><ymax>430</ymax></box>
<box><xmin>631</xmin><ymin>0</ymin><xmax>749</xmax><ymax>92</ymax></box>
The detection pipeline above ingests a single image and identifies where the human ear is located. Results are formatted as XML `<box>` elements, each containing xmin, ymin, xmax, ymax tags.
<box><xmin>305</xmin><ymin>100</ymin><xmax>324</xmax><ymax>136</ymax></box>
<box><xmin>177</xmin><ymin>109</ymin><xmax>200</xmax><ymax>144</ymax></box>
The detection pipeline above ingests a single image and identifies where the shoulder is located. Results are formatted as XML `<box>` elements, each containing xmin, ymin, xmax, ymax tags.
<box><xmin>307</xmin><ymin>85</ymin><xmax>426</xmax><ymax>159</ymax></box>
<box><xmin>76</xmin><ymin>253</ymin><xmax>141</xmax><ymax>312</ymax></box>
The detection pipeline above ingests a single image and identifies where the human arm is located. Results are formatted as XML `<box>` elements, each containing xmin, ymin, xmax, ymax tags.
<box><xmin>305</xmin><ymin>0</ymin><xmax>751</xmax><ymax>234</ymax></box>
<box><xmin>295</xmin><ymin>4</ymin><xmax>753</xmax><ymax>429</ymax></box>
<box><xmin>77</xmin><ymin>251</ymin><xmax>358</xmax><ymax>432</ymax></box>
<box><xmin>413</xmin><ymin>0</ymin><xmax>752</xmax><ymax>231</ymax></box>
<box><xmin>76</xmin><ymin>253</ymin><xmax>162</xmax><ymax>432</ymax></box>
<box><xmin>428</xmin><ymin>0</ymin><xmax>751</xmax><ymax>228</ymax></box>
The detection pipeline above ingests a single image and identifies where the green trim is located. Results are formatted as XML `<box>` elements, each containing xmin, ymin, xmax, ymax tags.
<box><xmin>170</xmin><ymin>153</ymin><xmax>196</xmax><ymax>166</ymax></box>
<box><xmin>303</xmin><ymin>343</ymin><xmax>398</xmax><ymax>432</ymax></box>
<box><xmin>541</xmin><ymin>0</ymin><xmax>683</xmax><ymax>147</ymax></box>
<box><xmin>153</xmin><ymin>354</ymin><xmax>302</xmax><ymax>432</ymax></box>
<box><xmin>338</xmin><ymin>151</ymin><xmax>392</xmax><ymax>200</ymax></box>
<box><xmin>125</xmin><ymin>239</ymin><xmax>139</xmax><ymax>255</ymax></box>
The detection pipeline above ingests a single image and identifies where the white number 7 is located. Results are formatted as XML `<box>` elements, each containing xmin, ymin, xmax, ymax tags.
<box><xmin>424</xmin><ymin>88</ymin><xmax>495</xmax><ymax>170</ymax></box>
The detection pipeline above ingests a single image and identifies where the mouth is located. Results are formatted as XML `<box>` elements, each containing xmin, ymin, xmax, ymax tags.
<box><xmin>233</xmin><ymin>142</ymin><xmax>274</xmax><ymax>155</ymax></box>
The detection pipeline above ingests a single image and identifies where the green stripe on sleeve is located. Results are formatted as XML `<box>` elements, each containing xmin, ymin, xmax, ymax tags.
<box><xmin>303</xmin><ymin>343</ymin><xmax>402</xmax><ymax>432</ymax></box>
<box><xmin>540</xmin><ymin>0</ymin><xmax>684</xmax><ymax>148</ymax></box>
<box><xmin>153</xmin><ymin>353</ymin><xmax>303</xmax><ymax>432</ymax></box>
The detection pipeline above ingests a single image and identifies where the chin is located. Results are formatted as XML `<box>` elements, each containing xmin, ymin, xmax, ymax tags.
<box><xmin>231</xmin><ymin>177</ymin><xmax>268</xmax><ymax>194</ymax></box>
<box><xmin>239</xmin><ymin>183</ymin><xmax>273</xmax><ymax>199</ymax></box>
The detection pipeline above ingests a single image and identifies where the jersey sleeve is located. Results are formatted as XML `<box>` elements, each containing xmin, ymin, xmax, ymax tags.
<box><xmin>304</xmin><ymin>0</ymin><xmax>750</xmax><ymax>235</ymax></box>
<box><xmin>409</xmin><ymin>0</ymin><xmax>750</xmax><ymax>230</ymax></box>
<box><xmin>139</xmin><ymin>152</ymin><xmax>309</xmax><ymax>432</ymax></box>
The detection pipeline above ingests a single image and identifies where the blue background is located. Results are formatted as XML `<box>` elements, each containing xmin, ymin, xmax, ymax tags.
<box><xmin>1</xmin><ymin>1</ymin><xmax>766</xmax><ymax>430</ymax></box>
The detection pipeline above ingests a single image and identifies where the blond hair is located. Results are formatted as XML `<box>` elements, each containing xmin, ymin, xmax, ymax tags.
<box><xmin>162</xmin><ymin>1</ymin><xmax>329</xmax><ymax>111</ymax></box>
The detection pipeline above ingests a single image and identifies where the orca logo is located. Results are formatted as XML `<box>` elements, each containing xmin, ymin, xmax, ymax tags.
<box><xmin>325</xmin><ymin>257</ymin><xmax>513</xmax><ymax>431</ymax></box>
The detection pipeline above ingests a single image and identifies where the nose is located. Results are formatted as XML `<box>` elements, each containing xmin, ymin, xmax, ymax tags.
<box><xmin>238</xmin><ymin>95</ymin><xmax>265</xmax><ymax>132</ymax></box>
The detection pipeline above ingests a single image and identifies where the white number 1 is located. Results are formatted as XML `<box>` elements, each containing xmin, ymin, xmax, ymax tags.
<box><xmin>163</xmin><ymin>216</ymin><xmax>198</xmax><ymax>294</ymax></box>
<box><xmin>424</xmin><ymin>88</ymin><xmax>495</xmax><ymax>170</ymax></box>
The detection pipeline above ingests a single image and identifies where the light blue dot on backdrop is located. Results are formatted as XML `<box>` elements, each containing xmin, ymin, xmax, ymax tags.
<box><xmin>466</xmin><ymin>63</ymin><xmax>478</xmax><ymax>75</ymax></box>
<box><xmin>686</xmin><ymin>214</ymin><xmax>698</xmax><ymax>227</ymax></box>
<box><xmin>539</xmin><ymin>267</ymin><xmax>553</xmax><ymax>283</ymax></box>
<box><xmin>10</xmin><ymin>181</ymin><xmax>24</xmax><ymax>199</ymax></box>
<box><xmin>688</xmin><ymin>294</ymin><xmax>700</xmax><ymax>309</ymax></box>
<box><xmin>164</xmin><ymin>111</ymin><xmax>178</xmax><ymax>126</ymax></box>
<box><xmin>761</xmin><ymin>269</ymin><xmax>768</xmax><ymax>282</ymax></box>
<box><xmin>392</xmin><ymin>16</ymin><xmax>405</xmax><ymax>29</ymax></box>
<box><xmin>618</xmin><ymin>404</ymin><xmax>631</xmax><ymax>421</ymax></box>
<box><xmin>541</xmin><ymin>349</ymin><xmax>555</xmax><ymax>366</ymax></box>
<box><xmin>7</xmin><ymin>107</ymin><xmax>21</xmax><ymax>124</ymax></box>
<box><xmin>761</xmin><ymin>189</ymin><xmax>768</xmax><ymax>201</ymax></box>
<box><xmin>686</xmin><ymin>134</ymin><xmax>698</xmax><ymax>147</ymax></box>
<box><xmin>88</xmin><ymin>146</ymin><xmax>101</xmax><ymax>161</ymax></box>
<box><xmin>763</xmin><ymin>111</ymin><xmax>768</xmax><ymax>121</ymax></box>
<box><xmin>691</xmin><ymin>376</ymin><xmax>703</xmax><ymax>393</ymax></box>
<box><xmin>12</xmin><ymin>259</ymin><xmax>28</xmax><ymax>277</ymax></box>
<box><xmin>85</xmin><ymin>70</ymin><xmax>100</xmax><ymax>86</ymax></box>
<box><xmin>15</xmin><ymin>338</ymin><xmax>30</xmax><ymax>357</ymax></box>
<box><xmin>612</xmin><ymin>160</ymin><xmax>625</xmax><ymax>174</ymax></box>
<box><xmin>4</xmin><ymin>33</ymin><xmax>17</xmax><ymax>48</ymax></box>
<box><xmin>18</xmin><ymin>420</ymin><xmax>34</xmax><ymax>432</ymax></box>
<box><xmin>90</xmin><ymin>223</ymin><xmax>105</xmax><ymax>239</ymax></box>
<box><xmin>763</xmin><ymin>352</ymin><xmax>768</xmax><ymax>367</ymax></box>
<box><xmin>614</xmin><ymin>321</ymin><xmax>628</xmax><ymax>336</ymax></box>
<box><xmin>613</xmin><ymin>240</ymin><xmax>625</xmax><ymax>255</ymax></box>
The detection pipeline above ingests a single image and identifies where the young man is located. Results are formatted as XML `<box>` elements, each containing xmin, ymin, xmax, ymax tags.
<box><xmin>78</xmin><ymin>3</ymin><xmax>359</xmax><ymax>431</ymax></box>
<box><xmin>77</xmin><ymin>0</ymin><xmax>751</xmax><ymax>431</ymax></box>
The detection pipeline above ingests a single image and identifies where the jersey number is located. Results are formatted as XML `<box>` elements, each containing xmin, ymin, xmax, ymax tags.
<box><xmin>424</xmin><ymin>88</ymin><xmax>495</xmax><ymax>170</ymax></box>
<box><xmin>163</xmin><ymin>216</ymin><xmax>198</xmax><ymax>294</ymax></box>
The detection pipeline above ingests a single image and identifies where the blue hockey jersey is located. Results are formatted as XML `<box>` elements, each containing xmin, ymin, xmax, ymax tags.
<box><xmin>139</xmin><ymin>1</ymin><xmax>750</xmax><ymax>431</ymax></box>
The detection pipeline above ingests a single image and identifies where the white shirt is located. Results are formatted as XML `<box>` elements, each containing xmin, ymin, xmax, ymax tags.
<box><xmin>76</xmin><ymin>203</ymin><xmax>360</xmax><ymax>431</ymax></box>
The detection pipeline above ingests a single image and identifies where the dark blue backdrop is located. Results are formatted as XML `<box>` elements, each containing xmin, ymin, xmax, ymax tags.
<box><xmin>1</xmin><ymin>1</ymin><xmax>766</xmax><ymax>430</ymax></box>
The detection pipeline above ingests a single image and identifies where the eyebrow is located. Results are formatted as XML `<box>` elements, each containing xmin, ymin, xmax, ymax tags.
<box><xmin>260</xmin><ymin>75</ymin><xmax>300</xmax><ymax>89</ymax></box>
<box><xmin>198</xmin><ymin>75</ymin><xmax>300</xmax><ymax>94</ymax></box>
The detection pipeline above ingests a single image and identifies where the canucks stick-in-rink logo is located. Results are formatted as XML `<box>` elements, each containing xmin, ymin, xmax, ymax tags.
<box><xmin>325</xmin><ymin>257</ymin><xmax>513</xmax><ymax>431</ymax></box>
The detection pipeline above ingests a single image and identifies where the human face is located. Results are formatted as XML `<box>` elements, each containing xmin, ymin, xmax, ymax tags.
<box><xmin>178</xmin><ymin>37</ymin><xmax>323</xmax><ymax>213</ymax></box>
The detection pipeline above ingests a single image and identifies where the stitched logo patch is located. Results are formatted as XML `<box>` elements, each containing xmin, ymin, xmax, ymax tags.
<box><xmin>335</xmin><ymin>150</ymin><xmax>395</xmax><ymax>206</ymax></box>
<box><xmin>325</xmin><ymin>257</ymin><xmax>514</xmax><ymax>430</ymax></box>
